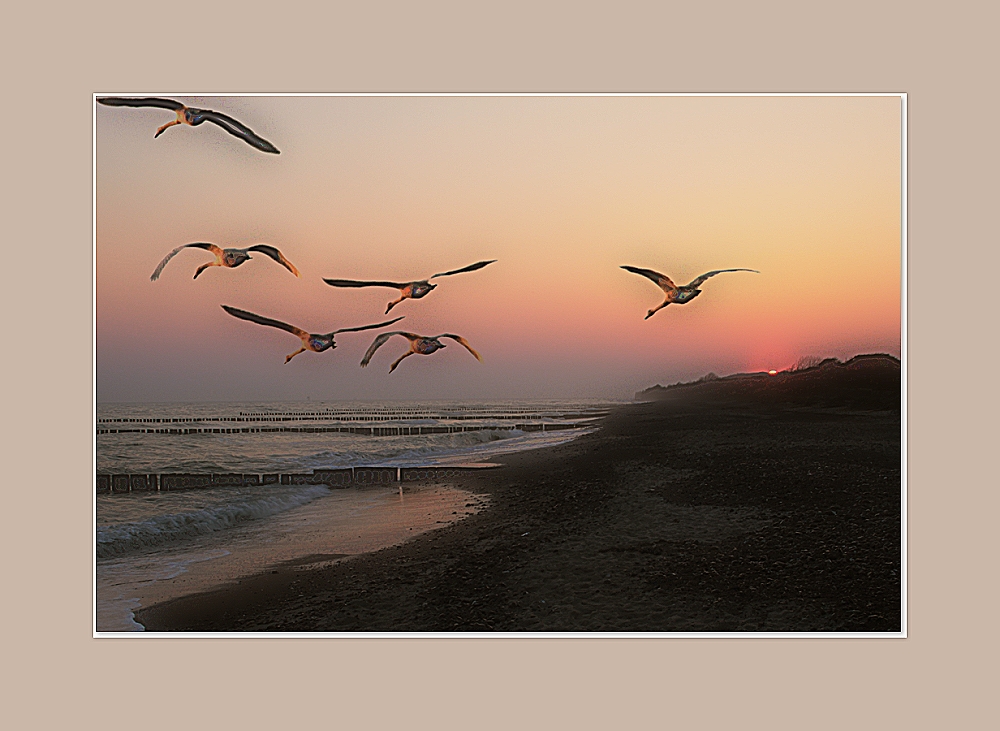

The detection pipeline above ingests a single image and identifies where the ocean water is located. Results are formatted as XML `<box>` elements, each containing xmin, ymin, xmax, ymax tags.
<box><xmin>95</xmin><ymin>400</ymin><xmax>612</xmax><ymax>632</ymax></box>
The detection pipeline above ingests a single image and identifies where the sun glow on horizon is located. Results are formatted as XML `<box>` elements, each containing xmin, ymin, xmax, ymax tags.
<box><xmin>96</xmin><ymin>95</ymin><xmax>902</xmax><ymax>402</ymax></box>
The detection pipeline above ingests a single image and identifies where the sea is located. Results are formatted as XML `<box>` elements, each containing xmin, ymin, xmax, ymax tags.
<box><xmin>95</xmin><ymin>399</ymin><xmax>613</xmax><ymax>632</ymax></box>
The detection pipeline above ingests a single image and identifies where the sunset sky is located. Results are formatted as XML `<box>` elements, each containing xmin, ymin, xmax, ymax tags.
<box><xmin>96</xmin><ymin>95</ymin><xmax>901</xmax><ymax>402</ymax></box>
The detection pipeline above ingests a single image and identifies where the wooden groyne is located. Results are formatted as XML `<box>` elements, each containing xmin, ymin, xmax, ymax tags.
<box><xmin>97</xmin><ymin>409</ymin><xmax>608</xmax><ymax>424</ymax></box>
<box><xmin>96</xmin><ymin>422</ymin><xmax>585</xmax><ymax>436</ymax></box>
<box><xmin>96</xmin><ymin>412</ymin><xmax>605</xmax><ymax>424</ymax></box>
<box><xmin>95</xmin><ymin>465</ymin><xmax>493</xmax><ymax>494</ymax></box>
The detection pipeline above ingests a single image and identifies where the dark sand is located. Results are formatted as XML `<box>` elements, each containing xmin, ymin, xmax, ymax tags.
<box><xmin>136</xmin><ymin>357</ymin><xmax>901</xmax><ymax>632</ymax></box>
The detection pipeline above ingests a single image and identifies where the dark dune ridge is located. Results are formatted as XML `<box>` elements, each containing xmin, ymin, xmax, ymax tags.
<box><xmin>136</xmin><ymin>354</ymin><xmax>901</xmax><ymax>632</ymax></box>
<box><xmin>638</xmin><ymin>353</ymin><xmax>901</xmax><ymax>410</ymax></box>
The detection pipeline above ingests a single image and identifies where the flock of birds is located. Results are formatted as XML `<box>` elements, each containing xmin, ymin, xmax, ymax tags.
<box><xmin>100</xmin><ymin>96</ymin><xmax>760</xmax><ymax>373</ymax></box>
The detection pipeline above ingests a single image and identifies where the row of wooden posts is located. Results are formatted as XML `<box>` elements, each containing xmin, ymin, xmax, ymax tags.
<box><xmin>96</xmin><ymin>466</ymin><xmax>491</xmax><ymax>494</ymax></box>
<box><xmin>96</xmin><ymin>422</ymin><xmax>583</xmax><ymax>436</ymax></box>
<box><xmin>97</xmin><ymin>412</ymin><xmax>604</xmax><ymax>424</ymax></box>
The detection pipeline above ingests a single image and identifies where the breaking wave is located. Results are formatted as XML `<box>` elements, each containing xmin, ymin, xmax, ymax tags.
<box><xmin>96</xmin><ymin>485</ymin><xmax>330</xmax><ymax>559</ymax></box>
<box><xmin>298</xmin><ymin>428</ymin><xmax>528</xmax><ymax>469</ymax></box>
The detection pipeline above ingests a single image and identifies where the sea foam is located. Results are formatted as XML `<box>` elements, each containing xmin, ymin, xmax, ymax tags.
<box><xmin>96</xmin><ymin>485</ymin><xmax>330</xmax><ymax>559</ymax></box>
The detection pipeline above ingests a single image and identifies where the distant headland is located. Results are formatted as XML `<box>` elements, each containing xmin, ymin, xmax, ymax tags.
<box><xmin>635</xmin><ymin>353</ymin><xmax>901</xmax><ymax>410</ymax></box>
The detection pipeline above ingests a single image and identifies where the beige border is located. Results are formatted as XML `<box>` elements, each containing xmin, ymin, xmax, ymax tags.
<box><xmin>11</xmin><ymin>1</ymin><xmax>991</xmax><ymax>727</ymax></box>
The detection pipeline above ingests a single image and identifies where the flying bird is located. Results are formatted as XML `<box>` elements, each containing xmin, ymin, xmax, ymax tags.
<box><xmin>97</xmin><ymin>97</ymin><xmax>280</xmax><ymax>154</ymax></box>
<box><xmin>620</xmin><ymin>265</ymin><xmax>760</xmax><ymax>319</ymax></box>
<box><xmin>151</xmin><ymin>243</ymin><xmax>300</xmax><ymax>281</ymax></box>
<box><xmin>221</xmin><ymin>306</ymin><xmax>404</xmax><ymax>364</ymax></box>
<box><xmin>360</xmin><ymin>331</ymin><xmax>483</xmax><ymax>373</ymax></box>
<box><xmin>324</xmin><ymin>260</ymin><xmax>497</xmax><ymax>314</ymax></box>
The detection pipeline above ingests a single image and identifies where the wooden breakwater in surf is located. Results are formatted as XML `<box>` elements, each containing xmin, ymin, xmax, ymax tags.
<box><xmin>95</xmin><ymin>465</ymin><xmax>496</xmax><ymax>494</ymax></box>
<box><xmin>96</xmin><ymin>422</ymin><xmax>587</xmax><ymax>436</ymax></box>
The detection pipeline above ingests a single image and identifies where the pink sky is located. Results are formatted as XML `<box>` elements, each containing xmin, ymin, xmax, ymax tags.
<box><xmin>96</xmin><ymin>95</ymin><xmax>901</xmax><ymax>402</ymax></box>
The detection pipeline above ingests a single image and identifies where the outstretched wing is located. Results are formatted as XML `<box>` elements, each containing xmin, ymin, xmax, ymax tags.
<box><xmin>323</xmin><ymin>278</ymin><xmax>408</xmax><ymax>290</ymax></box>
<box><xmin>360</xmin><ymin>331</ymin><xmax>418</xmax><ymax>367</ymax></box>
<box><xmin>430</xmin><ymin>260</ymin><xmax>497</xmax><ymax>279</ymax></box>
<box><xmin>199</xmin><ymin>109</ymin><xmax>280</xmax><ymax>154</ymax></box>
<box><xmin>221</xmin><ymin>305</ymin><xmax>308</xmax><ymax>338</ymax></box>
<box><xmin>685</xmin><ymin>268</ymin><xmax>759</xmax><ymax>289</ymax></box>
<box><xmin>620</xmin><ymin>265</ymin><xmax>676</xmax><ymax>290</ymax></box>
<box><xmin>331</xmin><ymin>316</ymin><xmax>404</xmax><ymax>336</ymax></box>
<box><xmin>247</xmin><ymin>245</ymin><xmax>300</xmax><ymax>277</ymax></box>
<box><xmin>98</xmin><ymin>97</ymin><xmax>185</xmax><ymax>110</ymax></box>
<box><xmin>150</xmin><ymin>242</ymin><xmax>223</xmax><ymax>281</ymax></box>
<box><xmin>438</xmin><ymin>334</ymin><xmax>483</xmax><ymax>362</ymax></box>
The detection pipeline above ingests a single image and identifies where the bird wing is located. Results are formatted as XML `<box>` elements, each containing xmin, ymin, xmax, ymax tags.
<box><xmin>221</xmin><ymin>305</ymin><xmax>308</xmax><ymax>338</ymax></box>
<box><xmin>360</xmin><ymin>331</ymin><xmax>419</xmax><ymax>367</ymax></box>
<box><xmin>198</xmin><ymin>109</ymin><xmax>280</xmax><ymax>154</ymax></box>
<box><xmin>620</xmin><ymin>265</ymin><xmax>676</xmax><ymax>290</ymax></box>
<box><xmin>684</xmin><ymin>269</ymin><xmax>760</xmax><ymax>289</ymax></box>
<box><xmin>429</xmin><ymin>260</ymin><xmax>497</xmax><ymax>279</ymax></box>
<box><xmin>150</xmin><ymin>242</ymin><xmax>224</xmax><ymax>280</ymax></box>
<box><xmin>438</xmin><ymin>334</ymin><xmax>483</xmax><ymax>362</ymax></box>
<box><xmin>247</xmin><ymin>245</ymin><xmax>300</xmax><ymax>277</ymax></box>
<box><xmin>331</xmin><ymin>316</ymin><xmax>405</xmax><ymax>336</ymax></box>
<box><xmin>98</xmin><ymin>97</ymin><xmax>185</xmax><ymax>110</ymax></box>
<box><xmin>323</xmin><ymin>278</ymin><xmax>408</xmax><ymax>290</ymax></box>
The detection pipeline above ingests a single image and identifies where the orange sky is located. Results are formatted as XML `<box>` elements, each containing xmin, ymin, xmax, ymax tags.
<box><xmin>96</xmin><ymin>95</ymin><xmax>901</xmax><ymax>402</ymax></box>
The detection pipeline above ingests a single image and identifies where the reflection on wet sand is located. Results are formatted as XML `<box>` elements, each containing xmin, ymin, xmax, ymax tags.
<box><xmin>97</xmin><ymin>483</ymin><xmax>488</xmax><ymax>632</ymax></box>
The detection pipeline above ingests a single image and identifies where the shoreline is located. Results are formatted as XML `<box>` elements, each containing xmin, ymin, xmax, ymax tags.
<box><xmin>99</xmin><ymin>482</ymin><xmax>488</xmax><ymax>632</ymax></box>
<box><xmin>135</xmin><ymin>373</ymin><xmax>902</xmax><ymax>631</ymax></box>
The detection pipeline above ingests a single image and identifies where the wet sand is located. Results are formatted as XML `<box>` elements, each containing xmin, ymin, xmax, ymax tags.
<box><xmin>101</xmin><ymin>484</ymin><xmax>487</xmax><ymax>632</ymax></box>
<box><xmin>136</xmin><ymin>359</ymin><xmax>901</xmax><ymax>632</ymax></box>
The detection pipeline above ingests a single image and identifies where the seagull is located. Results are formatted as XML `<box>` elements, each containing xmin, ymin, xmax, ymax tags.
<box><xmin>221</xmin><ymin>306</ymin><xmax>404</xmax><ymax>364</ymax></box>
<box><xmin>620</xmin><ymin>265</ymin><xmax>760</xmax><ymax>319</ymax></box>
<box><xmin>97</xmin><ymin>97</ymin><xmax>280</xmax><ymax>154</ymax></box>
<box><xmin>360</xmin><ymin>331</ymin><xmax>483</xmax><ymax>373</ymax></box>
<box><xmin>324</xmin><ymin>260</ymin><xmax>497</xmax><ymax>314</ymax></box>
<box><xmin>151</xmin><ymin>243</ymin><xmax>300</xmax><ymax>281</ymax></box>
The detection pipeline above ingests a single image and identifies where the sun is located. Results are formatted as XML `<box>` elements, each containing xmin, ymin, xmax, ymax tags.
<box><xmin>768</xmin><ymin>369</ymin><xmax>777</xmax><ymax>376</ymax></box>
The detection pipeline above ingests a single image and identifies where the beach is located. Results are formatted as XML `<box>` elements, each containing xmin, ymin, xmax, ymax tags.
<box><xmin>95</xmin><ymin>400</ymin><xmax>604</xmax><ymax>631</ymax></box>
<box><xmin>135</xmin><ymin>358</ymin><xmax>901</xmax><ymax>632</ymax></box>
<box><xmin>97</xmin><ymin>482</ymin><xmax>488</xmax><ymax>631</ymax></box>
